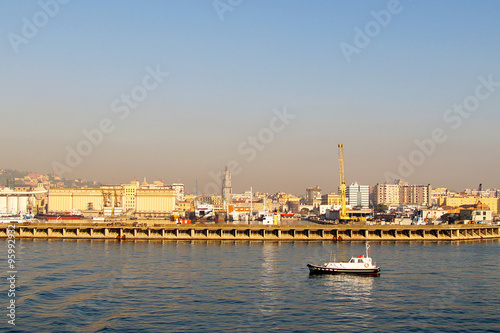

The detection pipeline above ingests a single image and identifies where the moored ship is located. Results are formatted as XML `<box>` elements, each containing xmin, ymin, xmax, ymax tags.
<box><xmin>36</xmin><ymin>212</ymin><xmax>84</xmax><ymax>220</ymax></box>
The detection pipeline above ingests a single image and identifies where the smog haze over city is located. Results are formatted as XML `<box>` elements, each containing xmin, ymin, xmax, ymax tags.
<box><xmin>2</xmin><ymin>0</ymin><xmax>499</xmax><ymax>194</ymax></box>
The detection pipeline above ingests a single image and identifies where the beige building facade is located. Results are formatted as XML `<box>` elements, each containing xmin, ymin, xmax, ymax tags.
<box><xmin>48</xmin><ymin>188</ymin><xmax>105</xmax><ymax>212</ymax></box>
<box><xmin>375</xmin><ymin>183</ymin><xmax>431</xmax><ymax>206</ymax></box>
<box><xmin>135</xmin><ymin>189</ymin><xmax>176</xmax><ymax>215</ymax></box>
<box><xmin>321</xmin><ymin>193</ymin><xmax>342</xmax><ymax>206</ymax></box>
<box><xmin>440</xmin><ymin>197</ymin><xmax>499</xmax><ymax>214</ymax></box>
<box><xmin>375</xmin><ymin>183</ymin><xmax>400</xmax><ymax>205</ymax></box>
<box><xmin>400</xmin><ymin>184</ymin><xmax>431</xmax><ymax>206</ymax></box>
<box><xmin>48</xmin><ymin>182</ymin><xmax>176</xmax><ymax>216</ymax></box>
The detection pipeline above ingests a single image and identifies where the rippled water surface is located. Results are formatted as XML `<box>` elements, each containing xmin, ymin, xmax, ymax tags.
<box><xmin>3</xmin><ymin>239</ymin><xmax>500</xmax><ymax>332</ymax></box>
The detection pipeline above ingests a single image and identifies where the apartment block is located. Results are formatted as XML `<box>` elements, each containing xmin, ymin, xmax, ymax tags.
<box><xmin>375</xmin><ymin>182</ymin><xmax>431</xmax><ymax>206</ymax></box>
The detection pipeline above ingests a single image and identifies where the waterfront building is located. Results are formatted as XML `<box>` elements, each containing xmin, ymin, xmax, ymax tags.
<box><xmin>375</xmin><ymin>183</ymin><xmax>400</xmax><ymax>206</ymax></box>
<box><xmin>135</xmin><ymin>188</ymin><xmax>175</xmax><ymax>216</ymax></box>
<box><xmin>440</xmin><ymin>196</ymin><xmax>499</xmax><ymax>214</ymax></box>
<box><xmin>400</xmin><ymin>184</ymin><xmax>431</xmax><ymax>206</ymax></box>
<box><xmin>345</xmin><ymin>182</ymin><xmax>369</xmax><ymax>209</ymax></box>
<box><xmin>0</xmin><ymin>187</ymin><xmax>46</xmax><ymax>215</ymax></box>
<box><xmin>48</xmin><ymin>188</ymin><xmax>104</xmax><ymax>213</ymax></box>
<box><xmin>459</xmin><ymin>208</ymin><xmax>493</xmax><ymax>222</ymax></box>
<box><xmin>122</xmin><ymin>184</ymin><xmax>137</xmax><ymax>212</ymax></box>
<box><xmin>48</xmin><ymin>179</ymin><xmax>176</xmax><ymax>217</ymax></box>
<box><xmin>375</xmin><ymin>182</ymin><xmax>431</xmax><ymax>206</ymax></box>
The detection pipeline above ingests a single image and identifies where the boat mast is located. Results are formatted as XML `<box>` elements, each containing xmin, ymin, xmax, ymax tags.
<box><xmin>195</xmin><ymin>179</ymin><xmax>198</xmax><ymax>208</ymax></box>
<box><xmin>338</xmin><ymin>143</ymin><xmax>348</xmax><ymax>220</ymax></box>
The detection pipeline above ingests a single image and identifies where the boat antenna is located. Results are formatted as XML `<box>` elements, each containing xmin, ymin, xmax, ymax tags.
<box><xmin>366</xmin><ymin>242</ymin><xmax>370</xmax><ymax>258</ymax></box>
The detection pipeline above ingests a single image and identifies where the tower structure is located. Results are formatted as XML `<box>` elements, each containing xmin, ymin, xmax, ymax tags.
<box><xmin>222</xmin><ymin>166</ymin><xmax>232</xmax><ymax>204</ymax></box>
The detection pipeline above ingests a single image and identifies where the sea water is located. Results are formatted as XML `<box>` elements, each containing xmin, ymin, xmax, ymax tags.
<box><xmin>2</xmin><ymin>239</ymin><xmax>499</xmax><ymax>332</ymax></box>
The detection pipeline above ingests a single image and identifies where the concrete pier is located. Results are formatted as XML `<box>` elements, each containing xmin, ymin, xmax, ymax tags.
<box><xmin>0</xmin><ymin>223</ymin><xmax>499</xmax><ymax>241</ymax></box>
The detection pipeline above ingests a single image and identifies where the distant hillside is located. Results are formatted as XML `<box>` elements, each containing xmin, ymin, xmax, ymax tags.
<box><xmin>0</xmin><ymin>169</ymin><xmax>100</xmax><ymax>188</ymax></box>
<box><xmin>0</xmin><ymin>169</ymin><xmax>30</xmax><ymax>186</ymax></box>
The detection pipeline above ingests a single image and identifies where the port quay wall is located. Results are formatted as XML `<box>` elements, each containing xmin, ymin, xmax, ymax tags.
<box><xmin>1</xmin><ymin>224</ymin><xmax>499</xmax><ymax>242</ymax></box>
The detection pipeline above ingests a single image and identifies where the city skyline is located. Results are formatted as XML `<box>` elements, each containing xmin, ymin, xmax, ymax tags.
<box><xmin>2</xmin><ymin>167</ymin><xmax>496</xmax><ymax>198</ymax></box>
<box><xmin>2</xmin><ymin>1</ymin><xmax>500</xmax><ymax>194</ymax></box>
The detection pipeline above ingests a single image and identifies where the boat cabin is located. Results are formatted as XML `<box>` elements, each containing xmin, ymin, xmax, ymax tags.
<box><xmin>349</xmin><ymin>256</ymin><xmax>372</xmax><ymax>265</ymax></box>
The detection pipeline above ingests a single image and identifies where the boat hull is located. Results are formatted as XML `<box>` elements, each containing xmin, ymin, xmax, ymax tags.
<box><xmin>307</xmin><ymin>264</ymin><xmax>380</xmax><ymax>276</ymax></box>
<box><xmin>36</xmin><ymin>214</ymin><xmax>83</xmax><ymax>220</ymax></box>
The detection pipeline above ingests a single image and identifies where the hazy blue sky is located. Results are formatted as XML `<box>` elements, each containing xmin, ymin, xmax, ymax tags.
<box><xmin>1</xmin><ymin>0</ymin><xmax>499</xmax><ymax>195</ymax></box>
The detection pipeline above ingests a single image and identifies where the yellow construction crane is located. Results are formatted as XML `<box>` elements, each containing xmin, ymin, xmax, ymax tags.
<box><xmin>338</xmin><ymin>144</ymin><xmax>349</xmax><ymax>221</ymax></box>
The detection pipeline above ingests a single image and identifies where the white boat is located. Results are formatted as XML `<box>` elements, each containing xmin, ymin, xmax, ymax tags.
<box><xmin>257</xmin><ymin>211</ymin><xmax>279</xmax><ymax>225</ymax></box>
<box><xmin>0</xmin><ymin>216</ymin><xmax>22</xmax><ymax>223</ymax></box>
<box><xmin>0</xmin><ymin>213</ymin><xmax>38</xmax><ymax>224</ymax></box>
<box><xmin>307</xmin><ymin>243</ymin><xmax>380</xmax><ymax>276</ymax></box>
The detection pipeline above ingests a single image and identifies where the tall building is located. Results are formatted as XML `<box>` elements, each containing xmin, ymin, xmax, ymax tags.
<box><xmin>345</xmin><ymin>182</ymin><xmax>369</xmax><ymax>208</ymax></box>
<box><xmin>375</xmin><ymin>183</ymin><xmax>400</xmax><ymax>206</ymax></box>
<box><xmin>400</xmin><ymin>184</ymin><xmax>431</xmax><ymax>206</ymax></box>
<box><xmin>221</xmin><ymin>166</ymin><xmax>232</xmax><ymax>203</ymax></box>
<box><xmin>305</xmin><ymin>186</ymin><xmax>322</xmax><ymax>206</ymax></box>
